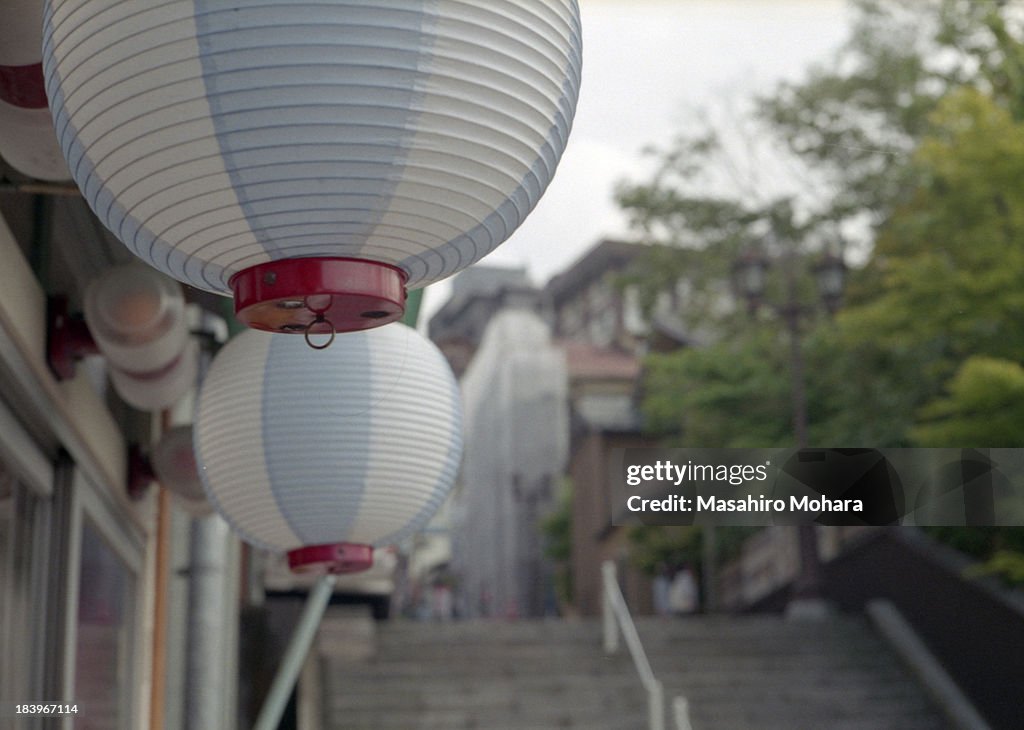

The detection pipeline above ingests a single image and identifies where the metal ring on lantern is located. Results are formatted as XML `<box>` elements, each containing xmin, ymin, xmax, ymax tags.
<box><xmin>303</xmin><ymin>316</ymin><xmax>336</xmax><ymax>350</ymax></box>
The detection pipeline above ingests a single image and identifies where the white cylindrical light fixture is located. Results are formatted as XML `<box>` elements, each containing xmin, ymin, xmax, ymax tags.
<box><xmin>194</xmin><ymin>323</ymin><xmax>462</xmax><ymax>573</ymax></box>
<box><xmin>84</xmin><ymin>263</ymin><xmax>196</xmax><ymax>410</ymax></box>
<box><xmin>42</xmin><ymin>1</ymin><xmax>582</xmax><ymax>334</ymax></box>
<box><xmin>0</xmin><ymin>0</ymin><xmax>69</xmax><ymax>180</ymax></box>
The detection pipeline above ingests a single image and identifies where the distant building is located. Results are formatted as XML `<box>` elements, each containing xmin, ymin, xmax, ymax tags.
<box><xmin>451</xmin><ymin>309</ymin><xmax>568</xmax><ymax>619</ymax></box>
<box><xmin>561</xmin><ymin>341</ymin><xmax>655</xmax><ymax>615</ymax></box>
<box><xmin>428</xmin><ymin>266</ymin><xmax>542</xmax><ymax>378</ymax></box>
<box><xmin>544</xmin><ymin>241</ymin><xmax>668</xmax><ymax>616</ymax></box>
<box><xmin>546</xmin><ymin>239</ymin><xmax>646</xmax><ymax>352</ymax></box>
<box><xmin>546</xmin><ymin>238</ymin><xmax>693</xmax><ymax>355</ymax></box>
<box><xmin>439</xmin><ymin>240</ymin><xmax>698</xmax><ymax>619</ymax></box>
<box><xmin>423</xmin><ymin>266</ymin><xmax>548</xmax><ymax>617</ymax></box>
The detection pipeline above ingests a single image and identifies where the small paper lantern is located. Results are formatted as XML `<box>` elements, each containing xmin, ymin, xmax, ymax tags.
<box><xmin>194</xmin><ymin>323</ymin><xmax>462</xmax><ymax>573</ymax></box>
<box><xmin>0</xmin><ymin>0</ymin><xmax>69</xmax><ymax>180</ymax></box>
<box><xmin>83</xmin><ymin>263</ymin><xmax>197</xmax><ymax>410</ymax></box>
<box><xmin>42</xmin><ymin>1</ymin><xmax>582</xmax><ymax>334</ymax></box>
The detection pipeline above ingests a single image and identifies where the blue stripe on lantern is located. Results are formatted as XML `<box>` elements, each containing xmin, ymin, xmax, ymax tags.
<box><xmin>44</xmin><ymin>0</ymin><xmax>581</xmax><ymax>293</ymax></box>
<box><xmin>376</xmin><ymin>373</ymin><xmax>463</xmax><ymax>546</ymax></box>
<box><xmin>261</xmin><ymin>331</ymin><xmax>372</xmax><ymax>546</ymax></box>
<box><xmin>191</xmin><ymin>1</ymin><xmax>436</xmax><ymax>260</ymax></box>
<box><xmin>398</xmin><ymin>12</ymin><xmax>582</xmax><ymax>284</ymax></box>
<box><xmin>192</xmin><ymin>332</ymin><xmax>299</xmax><ymax>552</ymax></box>
<box><xmin>41</xmin><ymin>4</ymin><xmax>229</xmax><ymax>289</ymax></box>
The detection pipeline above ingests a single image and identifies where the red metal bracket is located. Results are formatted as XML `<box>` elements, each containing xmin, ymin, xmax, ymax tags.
<box><xmin>230</xmin><ymin>257</ymin><xmax>407</xmax><ymax>335</ymax></box>
<box><xmin>287</xmin><ymin>542</ymin><xmax>374</xmax><ymax>575</ymax></box>
<box><xmin>47</xmin><ymin>296</ymin><xmax>99</xmax><ymax>380</ymax></box>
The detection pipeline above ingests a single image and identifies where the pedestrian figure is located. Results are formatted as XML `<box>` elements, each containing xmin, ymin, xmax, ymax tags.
<box><xmin>653</xmin><ymin>562</ymin><xmax>673</xmax><ymax>617</ymax></box>
<box><xmin>668</xmin><ymin>563</ymin><xmax>698</xmax><ymax>615</ymax></box>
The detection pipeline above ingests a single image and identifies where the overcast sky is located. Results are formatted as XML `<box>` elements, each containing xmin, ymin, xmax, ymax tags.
<box><xmin>421</xmin><ymin>0</ymin><xmax>853</xmax><ymax>321</ymax></box>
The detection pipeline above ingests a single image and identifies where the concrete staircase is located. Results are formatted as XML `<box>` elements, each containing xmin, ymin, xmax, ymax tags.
<box><xmin>312</xmin><ymin>612</ymin><xmax>950</xmax><ymax>730</ymax></box>
<box><xmin>638</xmin><ymin>616</ymin><xmax>949</xmax><ymax>730</ymax></box>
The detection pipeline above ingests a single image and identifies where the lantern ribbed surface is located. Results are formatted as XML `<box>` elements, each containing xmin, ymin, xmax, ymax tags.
<box><xmin>41</xmin><ymin>1</ymin><xmax>582</xmax><ymax>294</ymax></box>
<box><xmin>194</xmin><ymin>323</ymin><xmax>462</xmax><ymax>553</ymax></box>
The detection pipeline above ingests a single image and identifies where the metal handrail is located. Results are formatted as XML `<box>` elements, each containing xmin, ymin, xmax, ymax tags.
<box><xmin>601</xmin><ymin>561</ymin><xmax>693</xmax><ymax>730</ymax></box>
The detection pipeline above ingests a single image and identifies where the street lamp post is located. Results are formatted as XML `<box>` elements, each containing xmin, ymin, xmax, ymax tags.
<box><xmin>733</xmin><ymin>239</ymin><xmax>845</xmax><ymax>616</ymax></box>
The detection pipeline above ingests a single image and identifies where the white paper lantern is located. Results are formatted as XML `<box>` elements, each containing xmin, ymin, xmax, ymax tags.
<box><xmin>83</xmin><ymin>262</ymin><xmax>197</xmax><ymax>410</ymax></box>
<box><xmin>42</xmin><ymin>1</ymin><xmax>582</xmax><ymax>334</ymax></box>
<box><xmin>0</xmin><ymin>0</ymin><xmax>69</xmax><ymax>180</ymax></box>
<box><xmin>194</xmin><ymin>323</ymin><xmax>462</xmax><ymax>573</ymax></box>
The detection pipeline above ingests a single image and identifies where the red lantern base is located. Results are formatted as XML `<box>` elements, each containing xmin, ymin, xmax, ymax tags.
<box><xmin>230</xmin><ymin>258</ymin><xmax>406</xmax><ymax>335</ymax></box>
<box><xmin>287</xmin><ymin>542</ymin><xmax>374</xmax><ymax>575</ymax></box>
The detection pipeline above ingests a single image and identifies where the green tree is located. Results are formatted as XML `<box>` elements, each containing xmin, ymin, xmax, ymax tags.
<box><xmin>925</xmin><ymin>527</ymin><xmax>1024</xmax><ymax>587</ymax></box>
<box><xmin>644</xmin><ymin>330</ymin><xmax>792</xmax><ymax>447</ymax></box>
<box><xmin>622</xmin><ymin>1</ymin><xmax>1024</xmax><ymax>450</ymax></box>
<box><xmin>541</xmin><ymin>479</ymin><xmax>574</xmax><ymax>607</ymax></box>
<box><xmin>627</xmin><ymin>526</ymin><xmax>701</xmax><ymax>576</ymax></box>
<box><xmin>914</xmin><ymin>357</ymin><xmax>1024</xmax><ymax>447</ymax></box>
<box><xmin>623</xmin><ymin>0</ymin><xmax>1024</xmax><ymax>581</ymax></box>
<box><xmin>762</xmin><ymin>0</ymin><xmax>1024</xmax><ymax>224</ymax></box>
<box><xmin>831</xmin><ymin>88</ymin><xmax>1024</xmax><ymax>444</ymax></box>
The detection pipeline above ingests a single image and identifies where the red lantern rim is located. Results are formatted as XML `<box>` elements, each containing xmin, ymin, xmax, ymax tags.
<box><xmin>287</xmin><ymin>542</ymin><xmax>375</xmax><ymax>575</ymax></box>
<box><xmin>0</xmin><ymin>62</ymin><xmax>49</xmax><ymax>109</ymax></box>
<box><xmin>230</xmin><ymin>257</ymin><xmax>407</xmax><ymax>335</ymax></box>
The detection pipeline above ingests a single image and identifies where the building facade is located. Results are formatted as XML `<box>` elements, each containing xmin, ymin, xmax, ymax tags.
<box><xmin>429</xmin><ymin>266</ymin><xmax>542</xmax><ymax>378</ymax></box>
<box><xmin>435</xmin><ymin>240</ymin><xmax>694</xmax><ymax>619</ymax></box>
<box><xmin>451</xmin><ymin>309</ymin><xmax>568</xmax><ymax>619</ymax></box>
<box><xmin>0</xmin><ymin>163</ymin><xmax>242</xmax><ymax>728</ymax></box>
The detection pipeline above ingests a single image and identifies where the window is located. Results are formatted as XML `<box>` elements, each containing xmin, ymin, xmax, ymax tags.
<box><xmin>0</xmin><ymin>428</ymin><xmax>56</xmax><ymax>730</ymax></box>
<box><xmin>73</xmin><ymin>520</ymin><xmax>136</xmax><ymax>730</ymax></box>
<box><xmin>64</xmin><ymin>471</ymin><xmax>145</xmax><ymax>730</ymax></box>
<box><xmin>0</xmin><ymin>441</ymin><xmax>141</xmax><ymax>730</ymax></box>
<box><xmin>0</xmin><ymin>467</ymin><xmax>38</xmax><ymax>721</ymax></box>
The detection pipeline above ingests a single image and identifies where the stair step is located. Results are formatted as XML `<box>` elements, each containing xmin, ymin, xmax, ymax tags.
<box><xmin>316</xmin><ymin>616</ymin><xmax>951</xmax><ymax>730</ymax></box>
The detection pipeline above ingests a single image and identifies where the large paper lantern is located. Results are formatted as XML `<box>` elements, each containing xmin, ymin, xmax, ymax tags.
<box><xmin>194</xmin><ymin>323</ymin><xmax>462</xmax><ymax>573</ymax></box>
<box><xmin>0</xmin><ymin>0</ymin><xmax>69</xmax><ymax>180</ymax></box>
<box><xmin>42</xmin><ymin>1</ymin><xmax>582</xmax><ymax>334</ymax></box>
